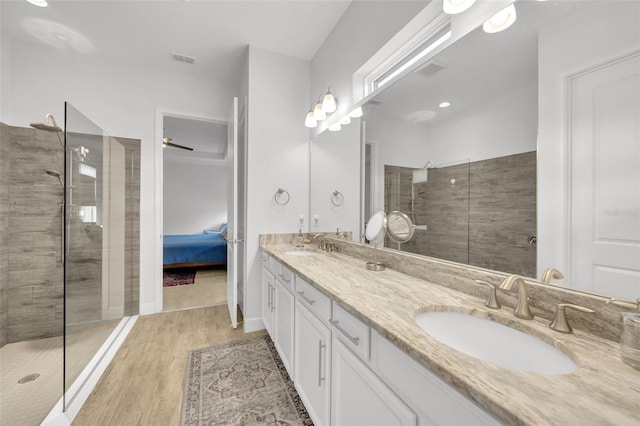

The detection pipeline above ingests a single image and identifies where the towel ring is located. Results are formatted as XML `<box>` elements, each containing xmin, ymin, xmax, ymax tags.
<box><xmin>331</xmin><ymin>190</ymin><xmax>344</xmax><ymax>206</ymax></box>
<box><xmin>274</xmin><ymin>188</ymin><xmax>290</xmax><ymax>205</ymax></box>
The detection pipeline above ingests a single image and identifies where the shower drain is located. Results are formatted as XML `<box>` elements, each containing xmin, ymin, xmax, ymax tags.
<box><xmin>18</xmin><ymin>373</ymin><xmax>40</xmax><ymax>384</ymax></box>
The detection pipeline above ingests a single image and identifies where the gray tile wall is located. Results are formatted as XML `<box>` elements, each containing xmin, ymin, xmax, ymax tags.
<box><xmin>0</xmin><ymin>124</ymin><xmax>140</xmax><ymax>345</ymax></box>
<box><xmin>4</xmin><ymin>124</ymin><xmax>65</xmax><ymax>343</ymax></box>
<box><xmin>384</xmin><ymin>151</ymin><xmax>536</xmax><ymax>277</ymax></box>
<box><xmin>1</xmin><ymin>123</ymin><xmax>10</xmax><ymax>347</ymax></box>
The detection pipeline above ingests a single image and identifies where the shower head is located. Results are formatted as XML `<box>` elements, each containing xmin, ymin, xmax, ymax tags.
<box><xmin>423</xmin><ymin>160</ymin><xmax>434</xmax><ymax>169</ymax></box>
<box><xmin>46</xmin><ymin>169</ymin><xmax>63</xmax><ymax>186</ymax></box>
<box><xmin>31</xmin><ymin>114</ymin><xmax>64</xmax><ymax>147</ymax></box>
<box><xmin>30</xmin><ymin>114</ymin><xmax>62</xmax><ymax>132</ymax></box>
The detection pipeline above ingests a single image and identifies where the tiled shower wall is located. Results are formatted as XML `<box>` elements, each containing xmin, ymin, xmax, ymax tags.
<box><xmin>0</xmin><ymin>123</ymin><xmax>140</xmax><ymax>347</ymax></box>
<box><xmin>384</xmin><ymin>151</ymin><xmax>536</xmax><ymax>277</ymax></box>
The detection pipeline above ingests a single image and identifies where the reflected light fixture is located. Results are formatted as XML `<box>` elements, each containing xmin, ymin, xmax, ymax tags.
<box><xmin>443</xmin><ymin>0</ymin><xmax>476</xmax><ymax>15</ymax></box>
<box><xmin>329</xmin><ymin>122</ymin><xmax>342</xmax><ymax>132</ymax></box>
<box><xmin>439</xmin><ymin>101</ymin><xmax>451</xmax><ymax>108</ymax></box>
<box><xmin>26</xmin><ymin>0</ymin><xmax>48</xmax><ymax>7</ymax></box>
<box><xmin>322</xmin><ymin>86</ymin><xmax>337</xmax><ymax>114</ymax></box>
<box><xmin>483</xmin><ymin>4</ymin><xmax>517</xmax><ymax>33</ymax></box>
<box><xmin>349</xmin><ymin>106</ymin><xmax>363</xmax><ymax>118</ymax></box>
<box><xmin>339</xmin><ymin>115</ymin><xmax>351</xmax><ymax>125</ymax></box>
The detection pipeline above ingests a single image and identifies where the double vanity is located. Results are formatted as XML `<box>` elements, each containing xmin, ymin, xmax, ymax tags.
<box><xmin>260</xmin><ymin>233</ymin><xmax>639</xmax><ymax>425</ymax></box>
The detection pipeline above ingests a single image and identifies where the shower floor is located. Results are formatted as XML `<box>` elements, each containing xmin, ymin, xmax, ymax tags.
<box><xmin>0</xmin><ymin>321</ymin><xmax>120</xmax><ymax>426</ymax></box>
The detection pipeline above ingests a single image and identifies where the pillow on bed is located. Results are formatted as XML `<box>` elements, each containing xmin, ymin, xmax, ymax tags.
<box><xmin>219</xmin><ymin>222</ymin><xmax>228</xmax><ymax>233</ymax></box>
<box><xmin>221</xmin><ymin>227</ymin><xmax>228</xmax><ymax>240</ymax></box>
<box><xmin>203</xmin><ymin>229</ymin><xmax>218</xmax><ymax>234</ymax></box>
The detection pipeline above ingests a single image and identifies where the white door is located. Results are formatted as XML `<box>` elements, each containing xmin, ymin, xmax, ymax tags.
<box><xmin>569</xmin><ymin>52</ymin><xmax>640</xmax><ymax>299</ymax></box>
<box><xmin>226</xmin><ymin>97</ymin><xmax>239</xmax><ymax>327</ymax></box>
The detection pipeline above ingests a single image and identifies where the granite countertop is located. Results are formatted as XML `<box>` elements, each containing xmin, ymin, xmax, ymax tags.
<box><xmin>260</xmin><ymin>241</ymin><xmax>640</xmax><ymax>425</ymax></box>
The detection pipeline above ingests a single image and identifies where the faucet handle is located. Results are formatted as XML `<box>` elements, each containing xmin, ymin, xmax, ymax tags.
<box><xmin>475</xmin><ymin>279</ymin><xmax>501</xmax><ymax>309</ymax></box>
<box><xmin>550</xmin><ymin>303</ymin><xmax>596</xmax><ymax>334</ymax></box>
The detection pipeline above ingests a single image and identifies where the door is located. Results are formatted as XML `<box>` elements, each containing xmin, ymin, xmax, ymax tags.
<box><xmin>294</xmin><ymin>300</ymin><xmax>331</xmax><ymax>426</ymax></box>
<box><xmin>569</xmin><ymin>52</ymin><xmax>640</xmax><ymax>298</ymax></box>
<box><xmin>332</xmin><ymin>338</ymin><xmax>416</xmax><ymax>426</ymax></box>
<box><xmin>227</xmin><ymin>97</ymin><xmax>239</xmax><ymax>327</ymax></box>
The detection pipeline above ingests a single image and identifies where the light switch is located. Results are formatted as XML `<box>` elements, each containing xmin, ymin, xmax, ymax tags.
<box><xmin>313</xmin><ymin>214</ymin><xmax>320</xmax><ymax>225</ymax></box>
<box><xmin>298</xmin><ymin>214</ymin><xmax>305</xmax><ymax>226</ymax></box>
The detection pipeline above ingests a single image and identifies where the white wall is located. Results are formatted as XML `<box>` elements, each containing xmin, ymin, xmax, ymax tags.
<box><xmin>2</xmin><ymin>37</ymin><xmax>235</xmax><ymax>314</ymax></box>
<box><xmin>244</xmin><ymin>46</ymin><xmax>310</xmax><ymax>331</ymax></box>
<box><xmin>163</xmin><ymin>160</ymin><xmax>227</xmax><ymax>235</ymax></box>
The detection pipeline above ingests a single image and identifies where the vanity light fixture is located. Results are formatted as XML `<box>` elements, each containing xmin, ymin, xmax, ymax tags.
<box><xmin>322</xmin><ymin>86</ymin><xmax>337</xmax><ymax>114</ymax></box>
<box><xmin>329</xmin><ymin>122</ymin><xmax>342</xmax><ymax>132</ymax></box>
<box><xmin>313</xmin><ymin>100</ymin><xmax>327</xmax><ymax>121</ymax></box>
<box><xmin>339</xmin><ymin>116</ymin><xmax>352</xmax><ymax>125</ymax></box>
<box><xmin>483</xmin><ymin>4</ymin><xmax>517</xmax><ymax>33</ymax></box>
<box><xmin>305</xmin><ymin>109</ymin><xmax>318</xmax><ymax>128</ymax></box>
<box><xmin>442</xmin><ymin>0</ymin><xmax>476</xmax><ymax>15</ymax></box>
<box><xmin>439</xmin><ymin>101</ymin><xmax>451</xmax><ymax>108</ymax></box>
<box><xmin>26</xmin><ymin>0</ymin><xmax>48</xmax><ymax>7</ymax></box>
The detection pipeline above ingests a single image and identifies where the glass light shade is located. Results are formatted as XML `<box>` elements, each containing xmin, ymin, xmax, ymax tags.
<box><xmin>322</xmin><ymin>91</ymin><xmax>337</xmax><ymax>114</ymax></box>
<box><xmin>483</xmin><ymin>4</ymin><xmax>517</xmax><ymax>33</ymax></box>
<box><xmin>349</xmin><ymin>106</ymin><xmax>363</xmax><ymax>118</ymax></box>
<box><xmin>26</xmin><ymin>0</ymin><xmax>48</xmax><ymax>7</ymax></box>
<box><xmin>305</xmin><ymin>111</ymin><xmax>318</xmax><ymax>128</ymax></box>
<box><xmin>313</xmin><ymin>102</ymin><xmax>327</xmax><ymax>121</ymax></box>
<box><xmin>339</xmin><ymin>116</ymin><xmax>351</xmax><ymax>125</ymax></box>
<box><xmin>328</xmin><ymin>122</ymin><xmax>342</xmax><ymax>132</ymax></box>
<box><xmin>443</xmin><ymin>0</ymin><xmax>476</xmax><ymax>15</ymax></box>
<box><xmin>439</xmin><ymin>101</ymin><xmax>451</xmax><ymax>108</ymax></box>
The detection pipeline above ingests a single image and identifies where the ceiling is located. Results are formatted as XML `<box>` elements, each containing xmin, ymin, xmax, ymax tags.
<box><xmin>0</xmin><ymin>0</ymin><xmax>352</xmax><ymax>85</ymax></box>
<box><xmin>1</xmin><ymin>0</ymin><xmax>352</xmax><ymax>161</ymax></box>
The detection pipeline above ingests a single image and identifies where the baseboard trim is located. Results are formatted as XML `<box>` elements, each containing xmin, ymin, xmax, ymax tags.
<box><xmin>41</xmin><ymin>315</ymin><xmax>138</xmax><ymax>425</ymax></box>
<box><xmin>139</xmin><ymin>302</ymin><xmax>157</xmax><ymax>316</ymax></box>
<box><xmin>243</xmin><ymin>317</ymin><xmax>265</xmax><ymax>333</ymax></box>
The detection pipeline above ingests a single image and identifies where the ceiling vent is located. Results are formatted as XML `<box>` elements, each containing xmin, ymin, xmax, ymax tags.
<box><xmin>171</xmin><ymin>52</ymin><xmax>196</xmax><ymax>65</ymax></box>
<box><xmin>415</xmin><ymin>60</ymin><xmax>447</xmax><ymax>78</ymax></box>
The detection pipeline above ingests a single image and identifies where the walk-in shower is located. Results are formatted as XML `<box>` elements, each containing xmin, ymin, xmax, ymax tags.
<box><xmin>0</xmin><ymin>104</ymin><xmax>141</xmax><ymax>425</ymax></box>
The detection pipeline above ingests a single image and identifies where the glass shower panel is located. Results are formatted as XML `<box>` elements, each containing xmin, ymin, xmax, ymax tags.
<box><xmin>63</xmin><ymin>103</ymin><xmax>126</xmax><ymax>409</ymax></box>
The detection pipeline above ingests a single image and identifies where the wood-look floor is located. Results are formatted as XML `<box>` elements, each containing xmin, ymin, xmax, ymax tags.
<box><xmin>163</xmin><ymin>268</ymin><xmax>227</xmax><ymax>311</ymax></box>
<box><xmin>72</xmin><ymin>306</ymin><xmax>266</xmax><ymax>426</ymax></box>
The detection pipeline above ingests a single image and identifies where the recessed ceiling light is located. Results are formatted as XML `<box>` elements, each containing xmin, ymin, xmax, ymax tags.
<box><xmin>483</xmin><ymin>4</ymin><xmax>517</xmax><ymax>34</ymax></box>
<box><xmin>439</xmin><ymin>102</ymin><xmax>451</xmax><ymax>108</ymax></box>
<box><xmin>26</xmin><ymin>0</ymin><xmax>48</xmax><ymax>7</ymax></box>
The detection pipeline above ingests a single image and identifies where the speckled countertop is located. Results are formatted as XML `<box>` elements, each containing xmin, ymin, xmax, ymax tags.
<box><xmin>261</xmin><ymin>241</ymin><xmax>640</xmax><ymax>426</ymax></box>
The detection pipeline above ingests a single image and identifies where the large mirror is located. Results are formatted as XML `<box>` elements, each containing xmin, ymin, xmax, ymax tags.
<box><xmin>310</xmin><ymin>0</ymin><xmax>640</xmax><ymax>301</ymax></box>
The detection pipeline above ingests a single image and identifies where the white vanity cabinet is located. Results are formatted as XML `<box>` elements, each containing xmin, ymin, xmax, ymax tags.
<box><xmin>261</xmin><ymin>264</ymin><xmax>275</xmax><ymax>336</ymax></box>
<box><xmin>274</xmin><ymin>273</ymin><xmax>295</xmax><ymax>378</ymax></box>
<box><xmin>294</xmin><ymin>278</ymin><xmax>332</xmax><ymax>426</ymax></box>
<box><xmin>331</xmin><ymin>337</ymin><xmax>417</xmax><ymax>426</ymax></box>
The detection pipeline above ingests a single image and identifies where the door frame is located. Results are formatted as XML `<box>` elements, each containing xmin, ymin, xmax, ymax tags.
<box><xmin>153</xmin><ymin>107</ymin><xmax>229</xmax><ymax>313</ymax></box>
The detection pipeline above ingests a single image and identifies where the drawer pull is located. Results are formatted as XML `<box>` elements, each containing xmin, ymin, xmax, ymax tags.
<box><xmin>318</xmin><ymin>340</ymin><xmax>326</xmax><ymax>386</ymax></box>
<box><xmin>271</xmin><ymin>285</ymin><xmax>275</xmax><ymax>312</ymax></box>
<box><xmin>278</xmin><ymin>273</ymin><xmax>291</xmax><ymax>283</ymax></box>
<box><xmin>297</xmin><ymin>291</ymin><xmax>316</xmax><ymax>306</ymax></box>
<box><xmin>329</xmin><ymin>319</ymin><xmax>360</xmax><ymax>346</ymax></box>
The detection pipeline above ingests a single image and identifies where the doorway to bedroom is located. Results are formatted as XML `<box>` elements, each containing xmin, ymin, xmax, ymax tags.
<box><xmin>162</xmin><ymin>114</ymin><xmax>229</xmax><ymax>311</ymax></box>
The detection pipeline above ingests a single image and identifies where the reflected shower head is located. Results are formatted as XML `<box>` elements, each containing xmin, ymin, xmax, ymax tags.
<box><xmin>31</xmin><ymin>114</ymin><xmax>64</xmax><ymax>147</ymax></box>
<box><xmin>30</xmin><ymin>114</ymin><xmax>62</xmax><ymax>132</ymax></box>
<box><xmin>46</xmin><ymin>169</ymin><xmax>63</xmax><ymax>186</ymax></box>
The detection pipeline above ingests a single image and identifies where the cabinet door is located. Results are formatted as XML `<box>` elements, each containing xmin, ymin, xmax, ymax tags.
<box><xmin>294</xmin><ymin>300</ymin><xmax>331</xmax><ymax>426</ymax></box>
<box><xmin>332</xmin><ymin>337</ymin><xmax>416</xmax><ymax>426</ymax></box>
<box><xmin>261</xmin><ymin>266</ymin><xmax>274</xmax><ymax>336</ymax></box>
<box><xmin>274</xmin><ymin>279</ymin><xmax>294</xmax><ymax>379</ymax></box>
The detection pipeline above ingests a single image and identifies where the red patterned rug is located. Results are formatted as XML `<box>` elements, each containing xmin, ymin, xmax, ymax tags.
<box><xmin>163</xmin><ymin>270</ymin><xmax>196</xmax><ymax>287</ymax></box>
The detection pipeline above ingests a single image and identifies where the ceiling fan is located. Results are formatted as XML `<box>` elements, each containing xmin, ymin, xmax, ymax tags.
<box><xmin>162</xmin><ymin>136</ymin><xmax>194</xmax><ymax>151</ymax></box>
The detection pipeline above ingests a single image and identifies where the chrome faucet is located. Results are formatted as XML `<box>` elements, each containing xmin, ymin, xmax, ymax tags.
<box><xmin>312</xmin><ymin>233</ymin><xmax>326</xmax><ymax>250</ymax></box>
<box><xmin>541</xmin><ymin>267</ymin><xmax>564</xmax><ymax>284</ymax></box>
<box><xmin>499</xmin><ymin>275</ymin><xmax>533</xmax><ymax>319</ymax></box>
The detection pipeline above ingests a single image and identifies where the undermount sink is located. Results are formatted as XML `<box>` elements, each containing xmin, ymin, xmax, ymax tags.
<box><xmin>415</xmin><ymin>311</ymin><xmax>577</xmax><ymax>375</ymax></box>
<box><xmin>284</xmin><ymin>250</ymin><xmax>319</xmax><ymax>257</ymax></box>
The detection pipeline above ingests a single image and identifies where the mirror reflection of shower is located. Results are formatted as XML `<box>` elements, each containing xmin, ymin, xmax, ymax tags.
<box><xmin>411</xmin><ymin>160</ymin><xmax>433</xmax><ymax>228</ymax></box>
<box><xmin>30</xmin><ymin>113</ymin><xmax>63</xmax><ymax>146</ymax></box>
<box><xmin>46</xmin><ymin>169</ymin><xmax>63</xmax><ymax>186</ymax></box>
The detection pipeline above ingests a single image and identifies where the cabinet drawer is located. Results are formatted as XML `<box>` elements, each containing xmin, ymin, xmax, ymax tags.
<box><xmin>268</xmin><ymin>256</ymin><xmax>282</xmax><ymax>276</ymax></box>
<box><xmin>330</xmin><ymin>302</ymin><xmax>370</xmax><ymax>362</ymax></box>
<box><xmin>276</xmin><ymin>264</ymin><xmax>294</xmax><ymax>292</ymax></box>
<box><xmin>296</xmin><ymin>277</ymin><xmax>331</xmax><ymax>322</ymax></box>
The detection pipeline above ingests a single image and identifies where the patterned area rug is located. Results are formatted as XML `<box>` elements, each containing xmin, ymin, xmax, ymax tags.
<box><xmin>163</xmin><ymin>270</ymin><xmax>196</xmax><ymax>287</ymax></box>
<box><xmin>181</xmin><ymin>335</ymin><xmax>313</xmax><ymax>425</ymax></box>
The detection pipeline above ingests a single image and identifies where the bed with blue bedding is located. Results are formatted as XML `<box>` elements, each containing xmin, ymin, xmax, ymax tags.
<box><xmin>163</xmin><ymin>232</ymin><xmax>227</xmax><ymax>268</ymax></box>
